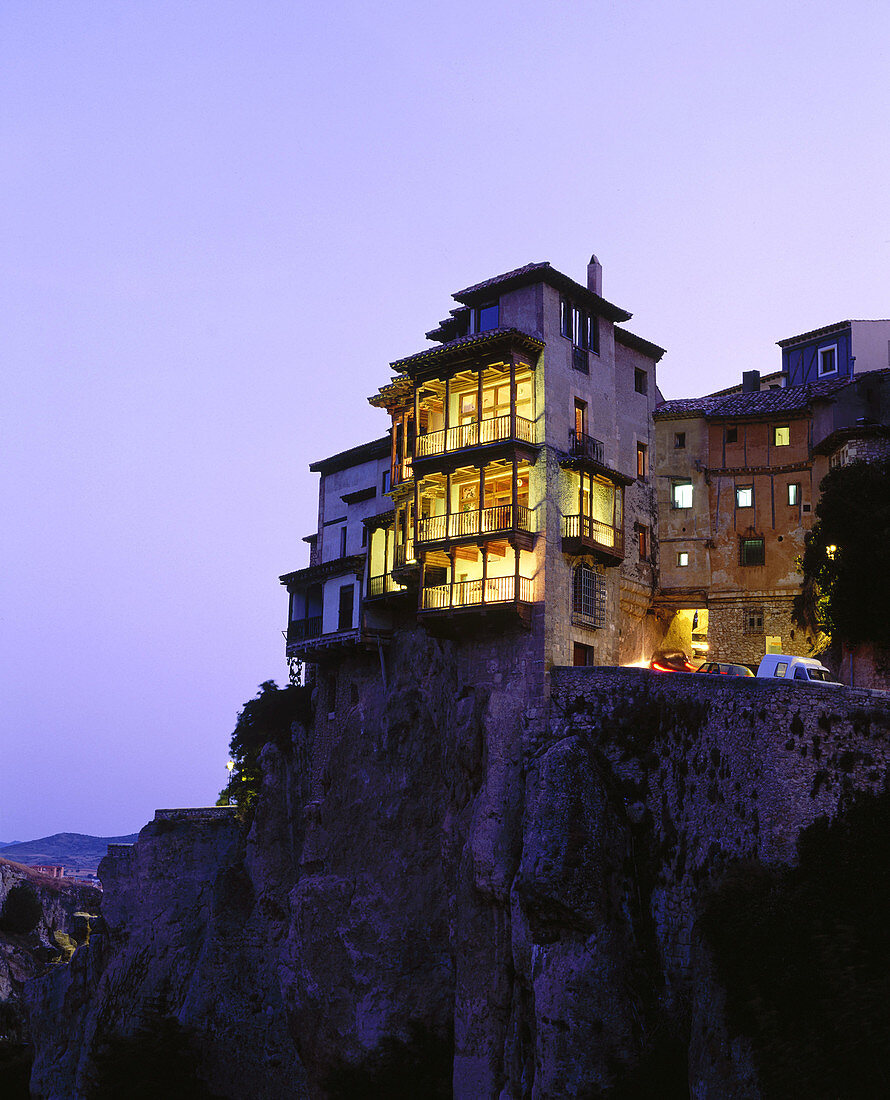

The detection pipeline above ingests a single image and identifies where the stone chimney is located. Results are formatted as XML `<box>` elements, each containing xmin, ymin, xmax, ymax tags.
<box><xmin>587</xmin><ymin>254</ymin><xmax>602</xmax><ymax>296</ymax></box>
<box><xmin>742</xmin><ymin>370</ymin><xmax>760</xmax><ymax>393</ymax></box>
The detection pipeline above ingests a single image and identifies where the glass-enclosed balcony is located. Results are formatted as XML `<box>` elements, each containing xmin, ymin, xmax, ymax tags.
<box><xmin>561</xmin><ymin>470</ymin><xmax>624</xmax><ymax>564</ymax></box>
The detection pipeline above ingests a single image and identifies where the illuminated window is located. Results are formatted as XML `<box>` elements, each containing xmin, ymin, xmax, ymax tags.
<box><xmin>677</xmin><ymin>551</ymin><xmax>689</xmax><ymax>567</ymax></box>
<box><xmin>736</xmin><ymin>485</ymin><xmax>753</xmax><ymax>508</ymax></box>
<box><xmin>739</xmin><ymin>537</ymin><xmax>765</xmax><ymax>566</ymax></box>
<box><xmin>637</xmin><ymin>443</ymin><xmax>647</xmax><ymax>479</ymax></box>
<box><xmin>787</xmin><ymin>482</ymin><xmax>800</xmax><ymax>505</ymax></box>
<box><xmin>634</xmin><ymin>369</ymin><xmax>648</xmax><ymax>394</ymax></box>
<box><xmin>674</xmin><ymin>432</ymin><xmax>686</xmax><ymax>449</ymax></box>
<box><xmin>774</xmin><ymin>425</ymin><xmax>790</xmax><ymax>446</ymax></box>
<box><xmin>672</xmin><ymin>480</ymin><xmax>693</xmax><ymax>509</ymax></box>
<box><xmin>818</xmin><ymin>346</ymin><xmax>837</xmax><ymax>375</ymax></box>
<box><xmin>637</xmin><ymin>524</ymin><xmax>650</xmax><ymax>560</ymax></box>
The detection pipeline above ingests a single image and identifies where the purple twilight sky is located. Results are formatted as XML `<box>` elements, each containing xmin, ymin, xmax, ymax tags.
<box><xmin>2</xmin><ymin>2</ymin><xmax>889</xmax><ymax>841</ymax></box>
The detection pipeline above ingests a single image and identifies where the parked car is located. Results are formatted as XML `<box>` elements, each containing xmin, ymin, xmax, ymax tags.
<box><xmin>755</xmin><ymin>653</ymin><xmax>842</xmax><ymax>686</ymax></box>
<box><xmin>697</xmin><ymin>661</ymin><xmax>754</xmax><ymax>677</ymax></box>
<box><xmin>649</xmin><ymin>651</ymin><xmax>698</xmax><ymax>673</ymax></box>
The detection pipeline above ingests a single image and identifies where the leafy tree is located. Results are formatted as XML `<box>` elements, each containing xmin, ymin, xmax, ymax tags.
<box><xmin>218</xmin><ymin>681</ymin><xmax>310</xmax><ymax>817</ymax></box>
<box><xmin>794</xmin><ymin>458</ymin><xmax>890</xmax><ymax>647</ymax></box>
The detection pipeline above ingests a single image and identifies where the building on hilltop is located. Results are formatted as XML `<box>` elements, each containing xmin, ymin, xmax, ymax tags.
<box><xmin>653</xmin><ymin>363</ymin><xmax>890</xmax><ymax>666</ymax></box>
<box><xmin>282</xmin><ymin>255</ymin><xmax>666</xmax><ymax>672</ymax></box>
<box><xmin>778</xmin><ymin>319</ymin><xmax>890</xmax><ymax>387</ymax></box>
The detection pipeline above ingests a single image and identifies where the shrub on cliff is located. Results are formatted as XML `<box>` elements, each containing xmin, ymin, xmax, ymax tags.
<box><xmin>0</xmin><ymin>882</ymin><xmax>42</xmax><ymax>935</ymax></box>
<box><xmin>794</xmin><ymin>458</ymin><xmax>890</xmax><ymax>647</ymax></box>
<box><xmin>218</xmin><ymin>680</ymin><xmax>311</xmax><ymax>816</ymax></box>
<box><xmin>700</xmin><ymin>789</ymin><xmax>890</xmax><ymax>1097</ymax></box>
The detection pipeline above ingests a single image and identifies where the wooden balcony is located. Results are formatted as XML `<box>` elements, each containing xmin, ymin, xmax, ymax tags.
<box><xmin>561</xmin><ymin>514</ymin><xmax>624</xmax><ymax>564</ymax></box>
<box><xmin>416</xmin><ymin>504</ymin><xmax>534</xmax><ymax>550</ymax></box>
<box><xmin>418</xmin><ymin>574</ymin><xmax>534</xmax><ymax>632</ymax></box>
<box><xmin>286</xmin><ymin>616</ymin><xmax>322</xmax><ymax>643</ymax></box>
<box><xmin>366</xmin><ymin>572</ymin><xmax>409</xmax><ymax>600</ymax></box>
<box><xmin>413</xmin><ymin>414</ymin><xmax>538</xmax><ymax>471</ymax></box>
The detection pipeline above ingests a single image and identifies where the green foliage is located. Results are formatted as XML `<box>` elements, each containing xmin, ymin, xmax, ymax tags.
<box><xmin>700</xmin><ymin>789</ymin><xmax>890</xmax><ymax>1097</ymax></box>
<box><xmin>86</xmin><ymin>1016</ymin><xmax>219</xmax><ymax>1099</ymax></box>
<box><xmin>794</xmin><ymin>458</ymin><xmax>890</xmax><ymax>647</ymax></box>
<box><xmin>218</xmin><ymin>681</ymin><xmax>311</xmax><ymax>818</ymax></box>
<box><xmin>0</xmin><ymin>882</ymin><xmax>42</xmax><ymax>935</ymax></box>
<box><xmin>324</xmin><ymin>1022</ymin><xmax>453</xmax><ymax>1099</ymax></box>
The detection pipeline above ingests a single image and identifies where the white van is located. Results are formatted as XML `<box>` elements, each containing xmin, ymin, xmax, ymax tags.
<box><xmin>755</xmin><ymin>654</ymin><xmax>842</xmax><ymax>686</ymax></box>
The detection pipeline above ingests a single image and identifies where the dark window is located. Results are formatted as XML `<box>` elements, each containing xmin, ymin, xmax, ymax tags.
<box><xmin>726</xmin><ymin>427</ymin><xmax>738</xmax><ymax>444</ymax></box>
<box><xmin>739</xmin><ymin>537</ymin><xmax>765</xmax><ymax>566</ymax></box>
<box><xmin>361</xmin><ymin>526</ymin><xmax>368</xmax><ymax>547</ymax></box>
<box><xmin>337</xmin><ymin>584</ymin><xmax>354</xmax><ymax>631</ymax></box>
<box><xmin>744</xmin><ymin>607</ymin><xmax>764</xmax><ymax>633</ymax></box>
<box><xmin>561</xmin><ymin>299</ymin><xmax>600</xmax><ymax>356</ymax></box>
<box><xmin>477</xmin><ymin>301</ymin><xmax>499</xmax><ymax>332</ymax></box>
<box><xmin>573</xmin><ymin>642</ymin><xmax>596</xmax><ymax>666</ymax></box>
<box><xmin>788</xmin><ymin>482</ymin><xmax>800</xmax><ymax>506</ymax></box>
<box><xmin>572</xmin><ymin>563</ymin><xmax>605</xmax><ymax>627</ymax></box>
<box><xmin>674</xmin><ymin>431</ymin><xmax>686</xmax><ymax>449</ymax></box>
<box><xmin>381</xmin><ymin>470</ymin><xmax>391</xmax><ymax>494</ymax></box>
<box><xmin>572</xmin><ymin>346</ymin><xmax>589</xmax><ymax>374</ymax></box>
<box><xmin>818</xmin><ymin>346</ymin><xmax>837</xmax><ymax>375</ymax></box>
<box><xmin>637</xmin><ymin>443</ymin><xmax>647</xmax><ymax>479</ymax></box>
<box><xmin>339</xmin><ymin>526</ymin><xmax>347</xmax><ymax>558</ymax></box>
<box><xmin>634</xmin><ymin>369</ymin><xmax>648</xmax><ymax>395</ymax></box>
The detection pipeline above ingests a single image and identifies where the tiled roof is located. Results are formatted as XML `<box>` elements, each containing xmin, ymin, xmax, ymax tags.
<box><xmin>776</xmin><ymin>320</ymin><xmax>851</xmax><ymax>348</ymax></box>
<box><xmin>451</xmin><ymin>261</ymin><xmax>633</xmax><ymax>323</ymax></box>
<box><xmin>391</xmin><ymin>328</ymin><xmax>544</xmax><ymax>372</ymax></box>
<box><xmin>309</xmin><ymin>436</ymin><xmax>390</xmax><ymax>474</ymax></box>
<box><xmin>654</xmin><ymin>377</ymin><xmax>851</xmax><ymax>421</ymax></box>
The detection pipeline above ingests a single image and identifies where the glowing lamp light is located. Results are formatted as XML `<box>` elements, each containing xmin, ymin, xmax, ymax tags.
<box><xmin>826</xmin><ymin>545</ymin><xmax>837</xmax><ymax>559</ymax></box>
<box><xmin>225</xmin><ymin>760</ymin><xmax>235</xmax><ymax>775</ymax></box>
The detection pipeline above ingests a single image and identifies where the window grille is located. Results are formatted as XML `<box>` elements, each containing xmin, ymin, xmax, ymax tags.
<box><xmin>744</xmin><ymin>607</ymin><xmax>764</xmax><ymax>633</ymax></box>
<box><xmin>572</xmin><ymin>563</ymin><xmax>605</xmax><ymax>627</ymax></box>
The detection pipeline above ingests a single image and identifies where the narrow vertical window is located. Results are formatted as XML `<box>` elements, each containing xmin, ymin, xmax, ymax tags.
<box><xmin>634</xmin><ymin>369</ymin><xmax>648</xmax><ymax>395</ymax></box>
<box><xmin>574</xmin><ymin>398</ymin><xmax>587</xmax><ymax>441</ymax></box>
<box><xmin>636</xmin><ymin>443</ymin><xmax>647</xmax><ymax>479</ymax></box>
<box><xmin>787</xmin><ymin>482</ymin><xmax>800</xmax><ymax>505</ymax></box>
<box><xmin>339</xmin><ymin>525</ymin><xmax>347</xmax><ymax>557</ymax></box>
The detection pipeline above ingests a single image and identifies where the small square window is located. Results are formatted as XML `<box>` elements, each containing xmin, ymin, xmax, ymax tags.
<box><xmin>674</xmin><ymin>432</ymin><xmax>686</xmax><ymax>449</ymax></box>
<box><xmin>736</xmin><ymin>485</ymin><xmax>753</xmax><ymax>508</ymax></box>
<box><xmin>739</xmin><ymin>537</ymin><xmax>765</xmax><ymax>566</ymax></box>
<box><xmin>634</xmin><ymin>369</ymin><xmax>648</xmax><ymax>395</ymax></box>
<box><xmin>726</xmin><ymin>427</ymin><xmax>738</xmax><ymax>444</ymax></box>
<box><xmin>744</xmin><ymin>607</ymin><xmax>764</xmax><ymax>633</ymax></box>
<box><xmin>677</xmin><ymin>551</ymin><xmax>689</xmax><ymax>567</ymax></box>
<box><xmin>818</xmin><ymin>346</ymin><xmax>837</xmax><ymax>376</ymax></box>
<box><xmin>774</xmin><ymin>426</ymin><xmax>790</xmax><ymax>447</ymax></box>
<box><xmin>787</xmin><ymin>482</ymin><xmax>800</xmax><ymax>506</ymax></box>
<box><xmin>636</xmin><ymin>443</ymin><xmax>648</xmax><ymax>479</ymax></box>
<box><xmin>672</xmin><ymin>480</ymin><xmax>693</xmax><ymax>509</ymax></box>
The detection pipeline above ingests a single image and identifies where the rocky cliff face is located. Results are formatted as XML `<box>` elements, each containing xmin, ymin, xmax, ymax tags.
<box><xmin>24</xmin><ymin>634</ymin><xmax>890</xmax><ymax>1098</ymax></box>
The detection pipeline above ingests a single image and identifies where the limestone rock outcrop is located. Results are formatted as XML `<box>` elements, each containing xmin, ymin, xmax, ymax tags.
<box><xmin>23</xmin><ymin>635</ymin><xmax>890</xmax><ymax>1097</ymax></box>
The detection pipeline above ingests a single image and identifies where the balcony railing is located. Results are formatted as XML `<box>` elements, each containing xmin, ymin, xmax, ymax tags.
<box><xmin>393</xmin><ymin>458</ymin><xmax>413</xmax><ymax>486</ymax></box>
<box><xmin>569</xmin><ymin>430</ymin><xmax>604</xmax><ymax>464</ymax></box>
<box><xmin>286</xmin><ymin>616</ymin><xmax>323</xmax><ymax>643</ymax></box>
<box><xmin>393</xmin><ymin>541</ymin><xmax>416</xmax><ymax>568</ymax></box>
<box><xmin>562</xmin><ymin>514</ymin><xmax>624</xmax><ymax>557</ymax></box>
<box><xmin>415</xmin><ymin>414</ymin><xmax>536</xmax><ymax>459</ymax></box>
<box><xmin>421</xmin><ymin>574</ymin><xmax>534</xmax><ymax>610</ymax></box>
<box><xmin>367</xmin><ymin>572</ymin><xmax>406</xmax><ymax>599</ymax></box>
<box><xmin>417</xmin><ymin>504</ymin><xmax>532</xmax><ymax>544</ymax></box>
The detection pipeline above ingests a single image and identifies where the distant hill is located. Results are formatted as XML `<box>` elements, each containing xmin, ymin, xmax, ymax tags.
<box><xmin>0</xmin><ymin>832</ymin><xmax>140</xmax><ymax>870</ymax></box>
